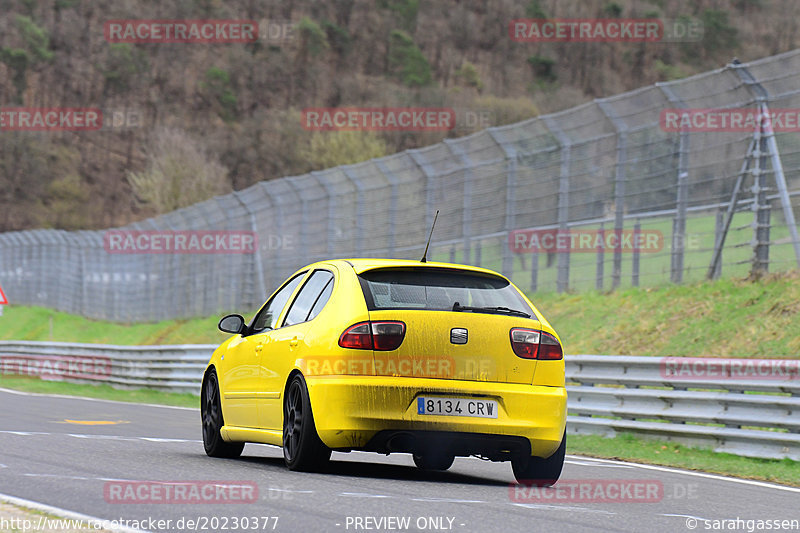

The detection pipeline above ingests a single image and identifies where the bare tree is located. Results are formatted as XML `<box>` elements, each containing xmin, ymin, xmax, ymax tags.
<box><xmin>127</xmin><ymin>128</ymin><xmax>230</xmax><ymax>214</ymax></box>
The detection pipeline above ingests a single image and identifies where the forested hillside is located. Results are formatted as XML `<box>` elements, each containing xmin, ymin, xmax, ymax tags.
<box><xmin>0</xmin><ymin>0</ymin><xmax>795</xmax><ymax>231</ymax></box>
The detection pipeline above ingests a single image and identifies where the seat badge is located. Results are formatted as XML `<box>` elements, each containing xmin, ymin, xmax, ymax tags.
<box><xmin>450</xmin><ymin>328</ymin><xmax>468</xmax><ymax>344</ymax></box>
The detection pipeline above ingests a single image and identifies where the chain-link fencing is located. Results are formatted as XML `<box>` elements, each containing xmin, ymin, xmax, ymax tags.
<box><xmin>3</xmin><ymin>52</ymin><xmax>800</xmax><ymax>322</ymax></box>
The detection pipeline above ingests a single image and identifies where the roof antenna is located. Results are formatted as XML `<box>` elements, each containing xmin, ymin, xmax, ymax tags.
<box><xmin>420</xmin><ymin>210</ymin><xmax>439</xmax><ymax>263</ymax></box>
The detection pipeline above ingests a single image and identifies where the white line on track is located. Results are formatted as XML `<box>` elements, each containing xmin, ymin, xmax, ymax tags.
<box><xmin>0</xmin><ymin>491</ymin><xmax>148</xmax><ymax>533</ymax></box>
<box><xmin>566</xmin><ymin>455</ymin><xmax>800</xmax><ymax>493</ymax></box>
<box><xmin>0</xmin><ymin>429</ymin><xmax>201</xmax><ymax>443</ymax></box>
<box><xmin>565</xmin><ymin>459</ymin><xmax>634</xmax><ymax>469</ymax></box>
<box><xmin>266</xmin><ymin>488</ymin><xmax>314</xmax><ymax>494</ymax></box>
<box><xmin>340</xmin><ymin>492</ymin><xmax>391</xmax><ymax>498</ymax></box>
<box><xmin>411</xmin><ymin>497</ymin><xmax>486</xmax><ymax>503</ymax></box>
<box><xmin>0</xmin><ymin>387</ymin><xmax>197</xmax><ymax>410</ymax></box>
<box><xmin>661</xmin><ymin>513</ymin><xmax>709</xmax><ymax>520</ymax></box>
<box><xmin>23</xmin><ymin>473</ymin><xmax>95</xmax><ymax>481</ymax></box>
<box><xmin>512</xmin><ymin>503</ymin><xmax>616</xmax><ymax>515</ymax></box>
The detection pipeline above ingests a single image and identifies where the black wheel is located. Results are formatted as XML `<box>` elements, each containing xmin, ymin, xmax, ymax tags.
<box><xmin>413</xmin><ymin>452</ymin><xmax>455</xmax><ymax>471</ymax></box>
<box><xmin>283</xmin><ymin>374</ymin><xmax>331</xmax><ymax>471</ymax></box>
<box><xmin>512</xmin><ymin>431</ymin><xmax>566</xmax><ymax>486</ymax></box>
<box><xmin>201</xmin><ymin>369</ymin><xmax>244</xmax><ymax>458</ymax></box>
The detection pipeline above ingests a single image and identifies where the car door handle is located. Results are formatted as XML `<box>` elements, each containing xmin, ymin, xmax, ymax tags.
<box><xmin>289</xmin><ymin>337</ymin><xmax>299</xmax><ymax>348</ymax></box>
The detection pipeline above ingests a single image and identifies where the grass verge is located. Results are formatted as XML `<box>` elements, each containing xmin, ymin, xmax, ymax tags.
<box><xmin>3</xmin><ymin>273</ymin><xmax>800</xmax><ymax>357</ymax></box>
<box><xmin>0</xmin><ymin>305</ymin><xmax>232</xmax><ymax>345</ymax></box>
<box><xmin>0</xmin><ymin>376</ymin><xmax>199</xmax><ymax>408</ymax></box>
<box><xmin>533</xmin><ymin>271</ymin><xmax>800</xmax><ymax>357</ymax></box>
<box><xmin>568</xmin><ymin>433</ymin><xmax>799</xmax><ymax>487</ymax></box>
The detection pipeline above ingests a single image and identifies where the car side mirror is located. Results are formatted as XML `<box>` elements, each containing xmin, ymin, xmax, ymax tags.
<box><xmin>218</xmin><ymin>314</ymin><xmax>245</xmax><ymax>334</ymax></box>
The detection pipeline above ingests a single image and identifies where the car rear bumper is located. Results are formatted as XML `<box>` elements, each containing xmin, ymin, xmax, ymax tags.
<box><xmin>305</xmin><ymin>375</ymin><xmax>567</xmax><ymax>458</ymax></box>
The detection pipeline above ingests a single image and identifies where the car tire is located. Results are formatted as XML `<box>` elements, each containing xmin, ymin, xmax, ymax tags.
<box><xmin>412</xmin><ymin>452</ymin><xmax>455</xmax><ymax>471</ymax></box>
<box><xmin>512</xmin><ymin>431</ymin><xmax>566</xmax><ymax>486</ymax></box>
<box><xmin>283</xmin><ymin>374</ymin><xmax>331</xmax><ymax>471</ymax></box>
<box><xmin>201</xmin><ymin>369</ymin><xmax>245</xmax><ymax>458</ymax></box>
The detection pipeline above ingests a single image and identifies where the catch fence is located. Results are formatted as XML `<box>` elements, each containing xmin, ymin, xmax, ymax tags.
<box><xmin>3</xmin><ymin>52</ymin><xmax>800</xmax><ymax>321</ymax></box>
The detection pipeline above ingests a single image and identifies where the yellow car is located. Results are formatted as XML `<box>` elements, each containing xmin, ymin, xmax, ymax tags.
<box><xmin>202</xmin><ymin>259</ymin><xmax>567</xmax><ymax>484</ymax></box>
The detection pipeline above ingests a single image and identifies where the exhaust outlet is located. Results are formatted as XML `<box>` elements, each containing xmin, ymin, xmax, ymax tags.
<box><xmin>386</xmin><ymin>432</ymin><xmax>416</xmax><ymax>452</ymax></box>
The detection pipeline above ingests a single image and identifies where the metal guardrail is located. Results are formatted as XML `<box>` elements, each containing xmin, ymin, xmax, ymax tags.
<box><xmin>566</xmin><ymin>355</ymin><xmax>800</xmax><ymax>461</ymax></box>
<box><xmin>0</xmin><ymin>343</ymin><xmax>797</xmax><ymax>461</ymax></box>
<box><xmin>0</xmin><ymin>341</ymin><xmax>213</xmax><ymax>394</ymax></box>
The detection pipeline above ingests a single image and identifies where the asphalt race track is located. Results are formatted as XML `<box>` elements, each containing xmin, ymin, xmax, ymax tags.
<box><xmin>1</xmin><ymin>387</ymin><xmax>797</xmax><ymax>533</ymax></box>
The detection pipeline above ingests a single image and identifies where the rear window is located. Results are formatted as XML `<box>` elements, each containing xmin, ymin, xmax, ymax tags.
<box><xmin>358</xmin><ymin>268</ymin><xmax>535</xmax><ymax>319</ymax></box>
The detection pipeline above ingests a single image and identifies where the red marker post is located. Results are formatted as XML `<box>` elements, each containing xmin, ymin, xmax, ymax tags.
<box><xmin>0</xmin><ymin>283</ymin><xmax>7</xmax><ymax>316</ymax></box>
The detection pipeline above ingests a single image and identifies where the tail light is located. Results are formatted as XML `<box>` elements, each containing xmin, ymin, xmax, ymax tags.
<box><xmin>338</xmin><ymin>322</ymin><xmax>372</xmax><ymax>349</ymax></box>
<box><xmin>510</xmin><ymin>328</ymin><xmax>563</xmax><ymax>360</ymax></box>
<box><xmin>339</xmin><ymin>321</ymin><xmax>406</xmax><ymax>351</ymax></box>
<box><xmin>538</xmin><ymin>331</ymin><xmax>563</xmax><ymax>360</ymax></box>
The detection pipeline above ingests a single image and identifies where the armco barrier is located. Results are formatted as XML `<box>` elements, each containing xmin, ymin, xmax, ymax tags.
<box><xmin>0</xmin><ymin>343</ymin><xmax>797</xmax><ymax>460</ymax></box>
<box><xmin>0</xmin><ymin>341</ymin><xmax>213</xmax><ymax>394</ymax></box>
<box><xmin>566</xmin><ymin>355</ymin><xmax>800</xmax><ymax>461</ymax></box>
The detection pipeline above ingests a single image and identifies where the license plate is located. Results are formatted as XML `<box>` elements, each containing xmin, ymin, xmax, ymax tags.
<box><xmin>417</xmin><ymin>397</ymin><xmax>498</xmax><ymax>419</ymax></box>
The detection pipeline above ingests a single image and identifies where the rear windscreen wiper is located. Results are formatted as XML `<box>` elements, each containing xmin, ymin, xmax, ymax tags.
<box><xmin>452</xmin><ymin>302</ymin><xmax>531</xmax><ymax>318</ymax></box>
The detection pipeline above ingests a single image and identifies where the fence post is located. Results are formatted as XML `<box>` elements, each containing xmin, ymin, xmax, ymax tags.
<box><xmin>713</xmin><ymin>210</ymin><xmax>724</xmax><ymax>279</ymax></box>
<box><xmin>444</xmin><ymin>139</ymin><xmax>473</xmax><ymax>265</ymax></box>
<box><xmin>632</xmin><ymin>219</ymin><xmax>641</xmax><ymax>287</ymax></box>
<box><xmin>259</xmin><ymin>181</ymin><xmax>285</xmax><ymax>291</ymax></box>
<box><xmin>596</xmin><ymin>223</ymin><xmax>605</xmax><ymax>290</ymax></box>
<box><xmin>544</xmin><ymin>116</ymin><xmax>571</xmax><ymax>293</ymax></box>
<box><xmin>658</xmin><ymin>83</ymin><xmax>691</xmax><ymax>284</ymax></box>
<box><xmin>731</xmin><ymin>61</ymin><xmax>800</xmax><ymax>269</ymax></box>
<box><xmin>408</xmin><ymin>149</ymin><xmax>438</xmax><ymax>255</ymax></box>
<box><xmin>762</xmin><ymin>101</ymin><xmax>800</xmax><ymax>268</ymax></box>
<box><xmin>311</xmin><ymin>171</ymin><xmax>339</xmax><ymax>259</ymax></box>
<box><xmin>375</xmin><ymin>159</ymin><xmax>400</xmax><ymax>258</ymax></box>
<box><xmin>596</xmin><ymin>100</ymin><xmax>628</xmax><ymax>290</ymax></box>
<box><xmin>487</xmin><ymin>128</ymin><xmax>518</xmax><ymax>279</ymax></box>
<box><xmin>285</xmin><ymin>178</ymin><xmax>309</xmax><ymax>266</ymax></box>
<box><xmin>672</xmin><ymin>170</ymin><xmax>688</xmax><ymax>283</ymax></box>
<box><xmin>707</xmin><ymin>138</ymin><xmax>755</xmax><ymax>279</ymax></box>
<box><xmin>530</xmin><ymin>248</ymin><xmax>538</xmax><ymax>293</ymax></box>
<box><xmin>753</xmin><ymin>128</ymin><xmax>771</xmax><ymax>275</ymax></box>
<box><xmin>340</xmin><ymin>167</ymin><xmax>367</xmax><ymax>258</ymax></box>
<box><xmin>232</xmin><ymin>191</ymin><xmax>267</xmax><ymax>308</ymax></box>
<box><xmin>212</xmin><ymin>197</ymin><xmax>239</xmax><ymax>314</ymax></box>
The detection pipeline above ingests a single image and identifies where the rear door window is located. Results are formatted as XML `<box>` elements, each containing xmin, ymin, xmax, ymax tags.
<box><xmin>250</xmin><ymin>272</ymin><xmax>306</xmax><ymax>333</ymax></box>
<box><xmin>282</xmin><ymin>270</ymin><xmax>335</xmax><ymax>326</ymax></box>
<box><xmin>358</xmin><ymin>268</ymin><xmax>535</xmax><ymax>319</ymax></box>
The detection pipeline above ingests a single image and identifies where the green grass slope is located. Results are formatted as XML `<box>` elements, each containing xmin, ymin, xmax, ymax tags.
<box><xmin>1</xmin><ymin>272</ymin><xmax>799</xmax><ymax>358</ymax></box>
